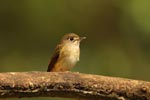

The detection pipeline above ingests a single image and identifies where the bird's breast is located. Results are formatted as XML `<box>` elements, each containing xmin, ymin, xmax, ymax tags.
<box><xmin>59</xmin><ymin>44</ymin><xmax>80</xmax><ymax>68</ymax></box>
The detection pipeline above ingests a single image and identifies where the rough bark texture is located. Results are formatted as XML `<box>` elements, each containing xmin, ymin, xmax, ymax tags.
<box><xmin>0</xmin><ymin>72</ymin><xmax>150</xmax><ymax>100</ymax></box>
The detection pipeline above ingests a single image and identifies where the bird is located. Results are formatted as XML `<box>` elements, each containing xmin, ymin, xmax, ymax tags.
<box><xmin>47</xmin><ymin>33</ymin><xmax>86</xmax><ymax>72</ymax></box>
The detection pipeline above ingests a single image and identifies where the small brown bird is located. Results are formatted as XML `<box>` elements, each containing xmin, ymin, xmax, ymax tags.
<box><xmin>47</xmin><ymin>33</ymin><xmax>86</xmax><ymax>72</ymax></box>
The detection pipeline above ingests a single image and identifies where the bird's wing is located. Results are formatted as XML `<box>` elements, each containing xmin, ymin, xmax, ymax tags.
<box><xmin>47</xmin><ymin>45</ymin><xmax>61</xmax><ymax>72</ymax></box>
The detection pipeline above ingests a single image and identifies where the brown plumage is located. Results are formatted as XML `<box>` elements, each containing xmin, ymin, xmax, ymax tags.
<box><xmin>47</xmin><ymin>33</ymin><xmax>86</xmax><ymax>72</ymax></box>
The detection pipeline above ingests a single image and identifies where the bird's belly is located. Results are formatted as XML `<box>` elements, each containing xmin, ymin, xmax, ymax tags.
<box><xmin>61</xmin><ymin>55</ymin><xmax>78</xmax><ymax>68</ymax></box>
<box><xmin>53</xmin><ymin>55</ymin><xmax>79</xmax><ymax>71</ymax></box>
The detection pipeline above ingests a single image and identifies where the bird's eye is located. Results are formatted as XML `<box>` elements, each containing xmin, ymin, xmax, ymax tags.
<box><xmin>69</xmin><ymin>37</ymin><xmax>74</xmax><ymax>41</ymax></box>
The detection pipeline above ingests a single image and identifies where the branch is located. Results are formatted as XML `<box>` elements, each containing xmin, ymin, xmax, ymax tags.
<box><xmin>0</xmin><ymin>72</ymin><xmax>149</xmax><ymax>100</ymax></box>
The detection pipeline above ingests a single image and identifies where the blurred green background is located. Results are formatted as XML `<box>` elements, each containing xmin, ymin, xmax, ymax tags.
<box><xmin>0</xmin><ymin>0</ymin><xmax>150</xmax><ymax>100</ymax></box>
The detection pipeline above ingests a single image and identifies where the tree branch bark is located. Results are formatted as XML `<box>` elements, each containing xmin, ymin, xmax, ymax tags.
<box><xmin>0</xmin><ymin>72</ymin><xmax>149</xmax><ymax>100</ymax></box>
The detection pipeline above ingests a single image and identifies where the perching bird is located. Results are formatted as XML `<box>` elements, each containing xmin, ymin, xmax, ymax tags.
<box><xmin>47</xmin><ymin>33</ymin><xmax>86</xmax><ymax>72</ymax></box>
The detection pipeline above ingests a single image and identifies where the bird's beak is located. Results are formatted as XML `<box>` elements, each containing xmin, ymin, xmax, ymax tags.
<box><xmin>80</xmin><ymin>36</ymin><xmax>86</xmax><ymax>41</ymax></box>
